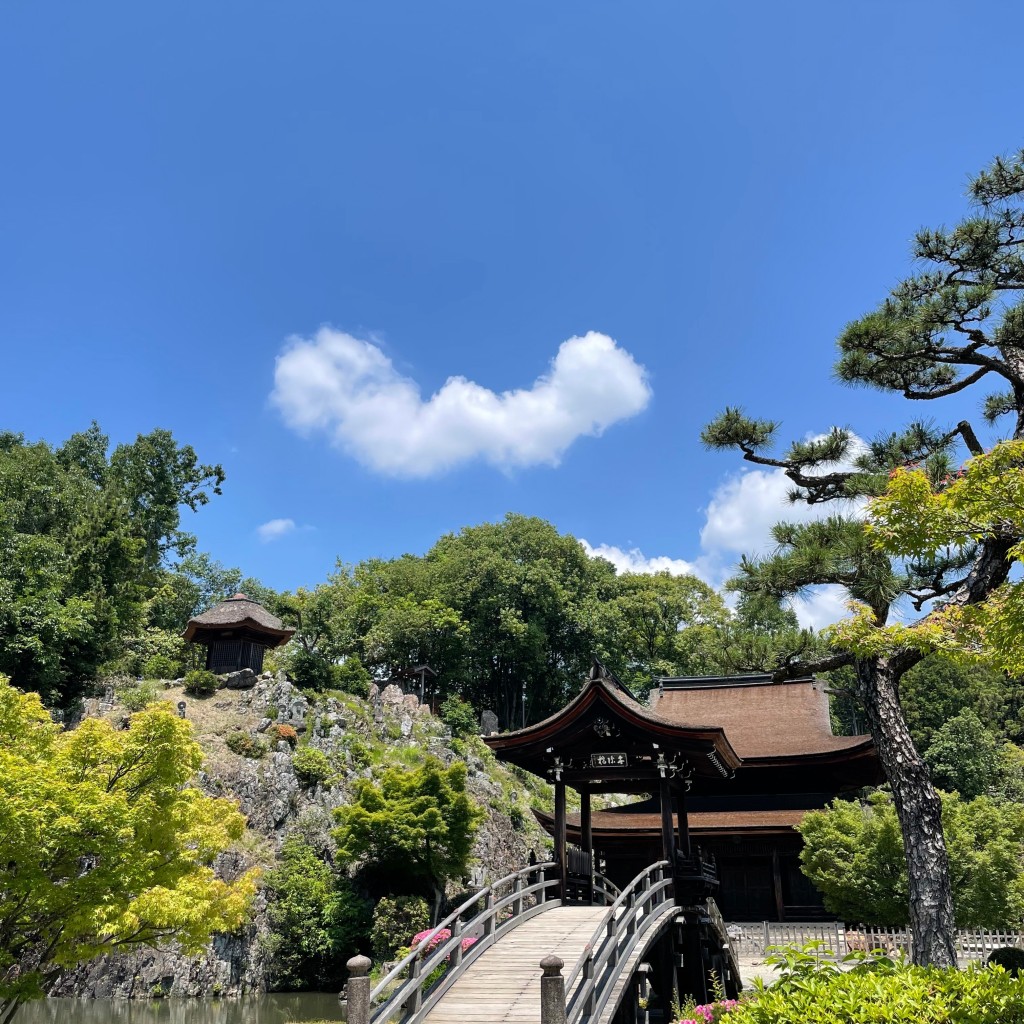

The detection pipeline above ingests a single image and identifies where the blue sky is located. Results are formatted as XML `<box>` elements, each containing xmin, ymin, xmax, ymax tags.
<box><xmin>3</xmin><ymin>3</ymin><xmax>1023</xmax><ymax>625</ymax></box>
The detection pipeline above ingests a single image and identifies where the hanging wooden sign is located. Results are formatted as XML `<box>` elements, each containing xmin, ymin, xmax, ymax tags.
<box><xmin>590</xmin><ymin>752</ymin><xmax>628</xmax><ymax>768</ymax></box>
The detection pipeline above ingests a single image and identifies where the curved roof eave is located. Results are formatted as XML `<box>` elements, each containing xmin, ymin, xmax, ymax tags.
<box><xmin>484</xmin><ymin>676</ymin><xmax>743</xmax><ymax>770</ymax></box>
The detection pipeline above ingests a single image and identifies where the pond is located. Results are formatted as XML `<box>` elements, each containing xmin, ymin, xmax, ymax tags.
<box><xmin>16</xmin><ymin>993</ymin><xmax>344</xmax><ymax>1023</ymax></box>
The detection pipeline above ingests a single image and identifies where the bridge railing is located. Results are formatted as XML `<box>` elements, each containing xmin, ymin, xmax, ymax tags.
<box><xmin>706</xmin><ymin>897</ymin><xmax>741</xmax><ymax>989</ymax></box>
<box><xmin>564</xmin><ymin>859</ymin><xmax>676</xmax><ymax>1024</ymax></box>
<box><xmin>367</xmin><ymin>859</ymin><xmax>616</xmax><ymax>1024</ymax></box>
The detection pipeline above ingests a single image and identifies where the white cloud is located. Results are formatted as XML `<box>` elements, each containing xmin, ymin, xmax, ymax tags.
<box><xmin>256</xmin><ymin>518</ymin><xmax>296</xmax><ymax>543</ymax></box>
<box><xmin>580</xmin><ymin>540</ymin><xmax>700</xmax><ymax>578</ymax></box>
<box><xmin>582</xmin><ymin>435</ymin><xmax>868</xmax><ymax>630</ymax></box>
<box><xmin>270</xmin><ymin>328</ymin><xmax>651</xmax><ymax>477</ymax></box>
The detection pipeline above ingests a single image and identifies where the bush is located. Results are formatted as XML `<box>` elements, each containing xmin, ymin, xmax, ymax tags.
<box><xmin>988</xmin><ymin>945</ymin><xmax>1024</xmax><ymax>976</ymax></box>
<box><xmin>293</xmin><ymin>746</ymin><xmax>333</xmax><ymax>786</ymax></box>
<box><xmin>331</xmin><ymin>659</ymin><xmax>372</xmax><ymax>698</ymax></box>
<box><xmin>439</xmin><ymin>695</ymin><xmax>478</xmax><ymax>738</ymax></box>
<box><xmin>117</xmin><ymin>681</ymin><xmax>160</xmax><ymax>712</ymax></box>
<box><xmin>288</xmin><ymin>648</ymin><xmax>334</xmax><ymax>692</ymax></box>
<box><xmin>370</xmin><ymin>896</ymin><xmax>430</xmax><ymax>962</ymax></box>
<box><xmin>184</xmin><ymin>669</ymin><xmax>219</xmax><ymax>697</ymax></box>
<box><xmin>269</xmin><ymin>724</ymin><xmax>299</xmax><ymax>747</ymax></box>
<box><xmin>712</xmin><ymin>943</ymin><xmax>1024</xmax><ymax>1024</ymax></box>
<box><xmin>226</xmin><ymin>731</ymin><xmax>266</xmax><ymax>759</ymax></box>
<box><xmin>264</xmin><ymin>836</ymin><xmax>372</xmax><ymax>990</ymax></box>
<box><xmin>142</xmin><ymin>654</ymin><xmax>182</xmax><ymax>680</ymax></box>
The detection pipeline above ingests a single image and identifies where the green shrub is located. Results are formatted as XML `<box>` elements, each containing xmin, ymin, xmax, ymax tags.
<box><xmin>293</xmin><ymin>746</ymin><xmax>333</xmax><ymax>786</ymax></box>
<box><xmin>118</xmin><ymin>681</ymin><xmax>160</xmax><ymax>712</ymax></box>
<box><xmin>288</xmin><ymin>648</ymin><xmax>333</xmax><ymax>692</ymax></box>
<box><xmin>439</xmin><ymin>695</ymin><xmax>478</xmax><ymax>738</ymax></box>
<box><xmin>344</xmin><ymin>738</ymin><xmax>371</xmax><ymax>768</ymax></box>
<box><xmin>226</xmin><ymin>731</ymin><xmax>266</xmax><ymax>759</ymax></box>
<box><xmin>719</xmin><ymin>943</ymin><xmax>1024</xmax><ymax>1024</ymax></box>
<box><xmin>142</xmin><ymin>654</ymin><xmax>182</xmax><ymax>680</ymax></box>
<box><xmin>331</xmin><ymin>659</ymin><xmax>372</xmax><ymax>698</ymax></box>
<box><xmin>370</xmin><ymin>896</ymin><xmax>430</xmax><ymax>962</ymax></box>
<box><xmin>264</xmin><ymin>835</ymin><xmax>372</xmax><ymax>990</ymax></box>
<box><xmin>184</xmin><ymin>669</ymin><xmax>219</xmax><ymax>697</ymax></box>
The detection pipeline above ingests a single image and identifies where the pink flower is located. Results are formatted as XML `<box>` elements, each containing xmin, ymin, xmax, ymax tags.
<box><xmin>461</xmin><ymin>936</ymin><xmax>477</xmax><ymax>952</ymax></box>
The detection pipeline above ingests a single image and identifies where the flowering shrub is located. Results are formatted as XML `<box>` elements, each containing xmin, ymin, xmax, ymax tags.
<box><xmin>675</xmin><ymin>1000</ymin><xmax>739</xmax><ymax>1024</ymax></box>
<box><xmin>269</xmin><ymin>723</ymin><xmax>298</xmax><ymax>747</ymax></box>
<box><xmin>411</xmin><ymin>928</ymin><xmax>477</xmax><ymax>956</ymax></box>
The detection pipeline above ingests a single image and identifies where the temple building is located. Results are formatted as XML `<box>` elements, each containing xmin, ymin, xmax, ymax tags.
<box><xmin>486</xmin><ymin>664</ymin><xmax>879</xmax><ymax>924</ymax></box>
<box><xmin>182</xmin><ymin>593</ymin><xmax>294</xmax><ymax>674</ymax></box>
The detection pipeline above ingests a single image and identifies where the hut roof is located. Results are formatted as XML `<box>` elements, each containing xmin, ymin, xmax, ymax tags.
<box><xmin>182</xmin><ymin>593</ymin><xmax>294</xmax><ymax>646</ymax></box>
<box><xmin>649</xmin><ymin>674</ymin><xmax>872</xmax><ymax>761</ymax></box>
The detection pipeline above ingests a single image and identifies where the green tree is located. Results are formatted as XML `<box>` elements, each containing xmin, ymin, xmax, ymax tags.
<box><xmin>263</xmin><ymin>835</ymin><xmax>370</xmax><ymax>990</ymax></box>
<box><xmin>702</xmin><ymin>149</ymin><xmax>1024</xmax><ymax>965</ymax></box>
<box><xmin>924</xmin><ymin>709</ymin><xmax>1000</xmax><ymax>799</ymax></box>
<box><xmin>799</xmin><ymin>790</ymin><xmax>1024</xmax><ymax>929</ymax></box>
<box><xmin>0</xmin><ymin>427</ymin><xmax>224</xmax><ymax>705</ymax></box>
<box><xmin>0</xmin><ymin>677</ymin><xmax>257</xmax><ymax>1022</ymax></box>
<box><xmin>592</xmin><ymin>571</ymin><xmax>729</xmax><ymax>693</ymax></box>
<box><xmin>333</xmin><ymin>757</ymin><xmax>483</xmax><ymax>915</ymax></box>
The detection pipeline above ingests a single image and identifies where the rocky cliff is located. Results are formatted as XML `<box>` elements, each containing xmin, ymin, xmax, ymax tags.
<box><xmin>51</xmin><ymin>673</ymin><xmax>551</xmax><ymax>999</ymax></box>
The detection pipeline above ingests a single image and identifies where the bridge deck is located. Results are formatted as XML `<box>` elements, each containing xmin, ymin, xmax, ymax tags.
<box><xmin>421</xmin><ymin>905</ymin><xmax>609</xmax><ymax>1024</ymax></box>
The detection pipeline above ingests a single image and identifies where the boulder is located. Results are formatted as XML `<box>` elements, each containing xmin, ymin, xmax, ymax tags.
<box><xmin>223</xmin><ymin>668</ymin><xmax>258</xmax><ymax>690</ymax></box>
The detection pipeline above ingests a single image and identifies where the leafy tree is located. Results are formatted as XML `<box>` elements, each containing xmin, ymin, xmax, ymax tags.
<box><xmin>592</xmin><ymin>571</ymin><xmax>729</xmax><ymax>693</ymax></box>
<box><xmin>702</xmin><ymin>149</ymin><xmax>1024</xmax><ymax>965</ymax></box>
<box><xmin>0</xmin><ymin>677</ymin><xmax>257</xmax><ymax>1022</ymax></box>
<box><xmin>333</xmin><ymin>757</ymin><xmax>483</xmax><ymax>915</ymax></box>
<box><xmin>0</xmin><ymin>426</ymin><xmax>224</xmax><ymax>705</ymax></box>
<box><xmin>799</xmin><ymin>790</ymin><xmax>1024</xmax><ymax>929</ymax></box>
<box><xmin>263</xmin><ymin>835</ymin><xmax>370</xmax><ymax>990</ymax></box>
<box><xmin>331</xmin><ymin>658</ymin><xmax>371</xmax><ymax>698</ymax></box>
<box><xmin>924</xmin><ymin>709</ymin><xmax>1000</xmax><ymax>799</ymax></box>
<box><xmin>426</xmin><ymin>514</ymin><xmax>616</xmax><ymax>725</ymax></box>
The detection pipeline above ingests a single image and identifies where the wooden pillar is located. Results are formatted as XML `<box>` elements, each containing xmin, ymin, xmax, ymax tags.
<box><xmin>772</xmin><ymin>846</ymin><xmax>786</xmax><ymax>921</ymax></box>
<box><xmin>555</xmin><ymin>779</ymin><xmax>567</xmax><ymax>900</ymax></box>
<box><xmin>674</xmin><ymin>784</ymin><xmax>691</xmax><ymax>859</ymax></box>
<box><xmin>658</xmin><ymin>774</ymin><xmax>675</xmax><ymax>866</ymax></box>
<box><xmin>580</xmin><ymin>788</ymin><xmax>594</xmax><ymax>903</ymax></box>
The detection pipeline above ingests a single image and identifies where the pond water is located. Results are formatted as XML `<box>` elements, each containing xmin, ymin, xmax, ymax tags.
<box><xmin>17</xmin><ymin>993</ymin><xmax>344</xmax><ymax>1023</ymax></box>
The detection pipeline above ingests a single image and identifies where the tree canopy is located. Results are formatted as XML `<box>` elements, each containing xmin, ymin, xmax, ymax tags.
<box><xmin>0</xmin><ymin>677</ymin><xmax>257</xmax><ymax>1022</ymax></box>
<box><xmin>799</xmin><ymin>790</ymin><xmax>1024</xmax><ymax>930</ymax></box>
<box><xmin>0</xmin><ymin>426</ymin><xmax>224</xmax><ymax>705</ymax></box>
<box><xmin>332</xmin><ymin>757</ymin><xmax>483</xmax><ymax>912</ymax></box>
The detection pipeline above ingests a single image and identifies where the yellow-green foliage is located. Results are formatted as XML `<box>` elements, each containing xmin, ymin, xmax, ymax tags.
<box><xmin>828</xmin><ymin>441</ymin><xmax>1024</xmax><ymax>672</ymax></box>
<box><xmin>723</xmin><ymin>961</ymin><xmax>1024</xmax><ymax>1024</ymax></box>
<box><xmin>0</xmin><ymin>676</ymin><xmax>258</xmax><ymax>1011</ymax></box>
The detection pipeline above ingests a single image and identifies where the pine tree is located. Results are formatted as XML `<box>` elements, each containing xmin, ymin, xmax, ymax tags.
<box><xmin>702</xmin><ymin>148</ymin><xmax>1024</xmax><ymax>966</ymax></box>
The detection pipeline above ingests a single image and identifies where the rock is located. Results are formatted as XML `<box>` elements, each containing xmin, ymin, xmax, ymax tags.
<box><xmin>403</xmin><ymin>694</ymin><xmax>421</xmax><ymax>712</ymax></box>
<box><xmin>256</xmin><ymin>717</ymin><xmax>272</xmax><ymax>733</ymax></box>
<box><xmin>368</xmin><ymin>682</ymin><xmax>380</xmax><ymax>702</ymax></box>
<box><xmin>223</xmin><ymin>668</ymin><xmax>258</xmax><ymax>690</ymax></box>
<box><xmin>400</xmin><ymin>715</ymin><xmax>413</xmax><ymax>738</ymax></box>
<box><xmin>380</xmin><ymin>683</ymin><xmax>405</xmax><ymax>709</ymax></box>
<box><xmin>480</xmin><ymin>710</ymin><xmax>499</xmax><ymax>735</ymax></box>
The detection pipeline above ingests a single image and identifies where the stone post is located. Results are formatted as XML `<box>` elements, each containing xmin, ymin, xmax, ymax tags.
<box><xmin>540</xmin><ymin>954</ymin><xmax>567</xmax><ymax>1024</ymax></box>
<box><xmin>346</xmin><ymin>954</ymin><xmax>372</xmax><ymax>1024</ymax></box>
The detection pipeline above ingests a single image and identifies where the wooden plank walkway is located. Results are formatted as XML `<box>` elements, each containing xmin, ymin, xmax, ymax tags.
<box><xmin>421</xmin><ymin>906</ymin><xmax>609</xmax><ymax>1024</ymax></box>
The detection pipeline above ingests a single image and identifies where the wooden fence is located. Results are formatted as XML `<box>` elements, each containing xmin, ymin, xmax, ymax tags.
<box><xmin>726</xmin><ymin>922</ymin><xmax>1024</xmax><ymax>962</ymax></box>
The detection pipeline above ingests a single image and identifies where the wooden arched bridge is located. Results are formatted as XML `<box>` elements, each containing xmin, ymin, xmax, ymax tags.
<box><xmin>344</xmin><ymin>856</ymin><xmax>740</xmax><ymax>1024</ymax></box>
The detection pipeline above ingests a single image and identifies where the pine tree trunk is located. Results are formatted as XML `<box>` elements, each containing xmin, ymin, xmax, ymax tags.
<box><xmin>857</xmin><ymin>657</ymin><xmax>957</xmax><ymax>967</ymax></box>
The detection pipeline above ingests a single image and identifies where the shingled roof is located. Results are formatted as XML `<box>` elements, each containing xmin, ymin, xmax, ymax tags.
<box><xmin>649</xmin><ymin>674</ymin><xmax>872</xmax><ymax>761</ymax></box>
<box><xmin>182</xmin><ymin>593</ymin><xmax>294</xmax><ymax>646</ymax></box>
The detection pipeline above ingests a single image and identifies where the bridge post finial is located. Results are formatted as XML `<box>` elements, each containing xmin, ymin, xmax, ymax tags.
<box><xmin>346</xmin><ymin>954</ymin><xmax>372</xmax><ymax>1024</ymax></box>
<box><xmin>539</xmin><ymin>955</ymin><xmax>567</xmax><ymax>1024</ymax></box>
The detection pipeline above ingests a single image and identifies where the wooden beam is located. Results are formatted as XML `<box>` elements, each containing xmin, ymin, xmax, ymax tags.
<box><xmin>659</xmin><ymin>774</ymin><xmax>675</xmax><ymax>865</ymax></box>
<box><xmin>772</xmin><ymin>846</ymin><xmax>786</xmax><ymax>921</ymax></box>
<box><xmin>580</xmin><ymin>788</ymin><xmax>593</xmax><ymax>903</ymax></box>
<box><xmin>674</xmin><ymin>783</ymin><xmax>691</xmax><ymax>859</ymax></box>
<box><xmin>554</xmin><ymin>779</ymin><xmax>567</xmax><ymax>900</ymax></box>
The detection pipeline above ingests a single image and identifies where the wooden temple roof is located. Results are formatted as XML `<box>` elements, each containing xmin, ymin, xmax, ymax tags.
<box><xmin>649</xmin><ymin>673</ymin><xmax>874</xmax><ymax>763</ymax></box>
<box><xmin>182</xmin><ymin>593</ymin><xmax>295</xmax><ymax>646</ymax></box>
<box><xmin>484</xmin><ymin>662</ymin><xmax>743</xmax><ymax>786</ymax></box>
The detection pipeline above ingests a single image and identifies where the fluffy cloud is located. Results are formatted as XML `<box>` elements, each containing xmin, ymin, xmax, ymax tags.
<box><xmin>270</xmin><ymin>328</ymin><xmax>651</xmax><ymax>477</ymax></box>
<box><xmin>583</xmin><ymin>438</ymin><xmax>867</xmax><ymax>630</ymax></box>
<box><xmin>256</xmin><ymin>518</ymin><xmax>296</xmax><ymax>542</ymax></box>
<box><xmin>579</xmin><ymin>540</ymin><xmax>699</xmax><ymax>578</ymax></box>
